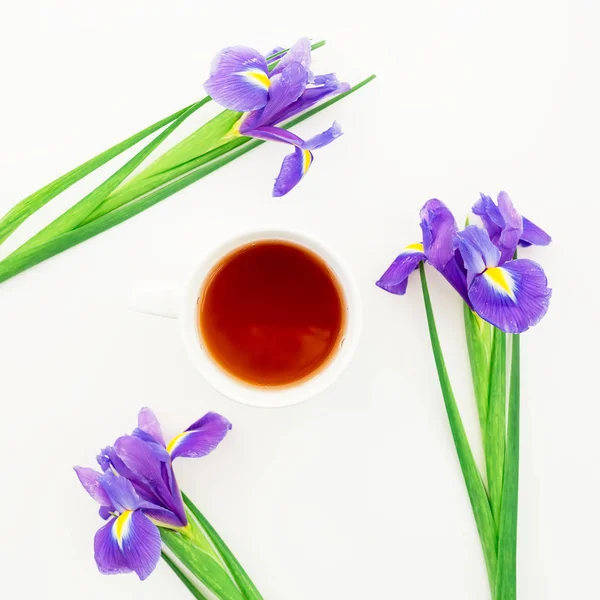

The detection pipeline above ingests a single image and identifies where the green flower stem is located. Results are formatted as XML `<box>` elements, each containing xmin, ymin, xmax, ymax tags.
<box><xmin>183</xmin><ymin>492</ymin><xmax>264</xmax><ymax>600</ymax></box>
<box><xmin>182</xmin><ymin>508</ymin><xmax>225</xmax><ymax>564</ymax></box>
<box><xmin>161</xmin><ymin>550</ymin><xmax>211</xmax><ymax>600</ymax></box>
<box><xmin>494</xmin><ymin>334</ymin><xmax>520</xmax><ymax>600</ymax></box>
<box><xmin>0</xmin><ymin>103</ymin><xmax>196</xmax><ymax>245</ymax></box>
<box><xmin>161</xmin><ymin>529</ymin><xmax>245</xmax><ymax>600</ymax></box>
<box><xmin>419</xmin><ymin>264</ymin><xmax>498</xmax><ymax>594</ymax></box>
<box><xmin>11</xmin><ymin>101</ymin><xmax>207</xmax><ymax>256</ymax></box>
<box><xmin>463</xmin><ymin>304</ymin><xmax>493</xmax><ymax>433</ymax></box>
<box><xmin>485</xmin><ymin>329</ymin><xmax>506</xmax><ymax>525</ymax></box>
<box><xmin>0</xmin><ymin>75</ymin><xmax>375</xmax><ymax>285</ymax></box>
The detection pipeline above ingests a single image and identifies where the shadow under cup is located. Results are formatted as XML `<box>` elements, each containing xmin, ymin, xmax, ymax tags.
<box><xmin>184</xmin><ymin>231</ymin><xmax>361</xmax><ymax>408</ymax></box>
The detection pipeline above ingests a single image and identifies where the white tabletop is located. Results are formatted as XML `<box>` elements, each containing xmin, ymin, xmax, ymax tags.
<box><xmin>0</xmin><ymin>2</ymin><xmax>598</xmax><ymax>598</ymax></box>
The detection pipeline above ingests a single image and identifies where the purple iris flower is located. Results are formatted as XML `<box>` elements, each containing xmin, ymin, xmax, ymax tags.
<box><xmin>204</xmin><ymin>38</ymin><xmax>349</xmax><ymax>196</ymax></box>
<box><xmin>75</xmin><ymin>408</ymin><xmax>231</xmax><ymax>580</ymax></box>
<box><xmin>376</xmin><ymin>192</ymin><xmax>552</xmax><ymax>333</ymax></box>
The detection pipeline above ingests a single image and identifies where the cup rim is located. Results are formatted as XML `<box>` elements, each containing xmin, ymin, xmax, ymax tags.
<box><xmin>177</xmin><ymin>228</ymin><xmax>362</xmax><ymax>408</ymax></box>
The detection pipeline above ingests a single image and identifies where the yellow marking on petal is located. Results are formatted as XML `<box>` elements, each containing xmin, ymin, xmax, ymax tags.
<box><xmin>484</xmin><ymin>267</ymin><xmax>516</xmax><ymax>300</ymax></box>
<box><xmin>405</xmin><ymin>243</ymin><xmax>424</xmax><ymax>253</ymax></box>
<box><xmin>166</xmin><ymin>431</ymin><xmax>190</xmax><ymax>455</ymax></box>
<box><xmin>242</xmin><ymin>70</ymin><xmax>270</xmax><ymax>89</ymax></box>
<box><xmin>113</xmin><ymin>510</ymin><xmax>133</xmax><ymax>549</ymax></box>
<box><xmin>302</xmin><ymin>150</ymin><xmax>313</xmax><ymax>175</ymax></box>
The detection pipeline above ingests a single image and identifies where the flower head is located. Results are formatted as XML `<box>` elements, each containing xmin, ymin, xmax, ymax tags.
<box><xmin>204</xmin><ymin>39</ymin><xmax>349</xmax><ymax>196</ymax></box>
<box><xmin>376</xmin><ymin>192</ymin><xmax>552</xmax><ymax>333</ymax></box>
<box><xmin>75</xmin><ymin>409</ymin><xmax>231</xmax><ymax>580</ymax></box>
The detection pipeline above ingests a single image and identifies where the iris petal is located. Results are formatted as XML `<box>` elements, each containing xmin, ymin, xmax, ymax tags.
<box><xmin>455</xmin><ymin>225</ymin><xmax>501</xmax><ymax>280</ymax></box>
<box><xmin>495</xmin><ymin>191</ymin><xmax>523</xmax><ymax>263</ymax></box>
<box><xmin>468</xmin><ymin>258</ymin><xmax>552</xmax><ymax>333</ymax></box>
<box><xmin>419</xmin><ymin>199</ymin><xmax>470</xmax><ymax>303</ymax></box>
<box><xmin>272</xmin><ymin>147</ymin><xmax>313</xmax><ymax>197</ymax></box>
<box><xmin>139</xmin><ymin>501</ymin><xmax>186</xmax><ymax>529</ymax></box>
<box><xmin>74</xmin><ymin>466</ymin><xmax>112</xmax><ymax>508</ymax></box>
<box><xmin>255</xmin><ymin>62</ymin><xmax>308</xmax><ymax>127</ymax></box>
<box><xmin>270</xmin><ymin>38</ymin><xmax>312</xmax><ymax>78</ymax></box>
<box><xmin>473</xmin><ymin>193</ymin><xmax>504</xmax><ymax>241</ymax></box>
<box><xmin>267</xmin><ymin>77</ymin><xmax>350</xmax><ymax>125</ymax></box>
<box><xmin>114</xmin><ymin>435</ymin><xmax>187</xmax><ymax>525</ymax></box>
<box><xmin>520</xmin><ymin>216</ymin><xmax>552</xmax><ymax>247</ymax></box>
<box><xmin>167</xmin><ymin>412</ymin><xmax>232</xmax><ymax>461</ymax></box>
<box><xmin>98</xmin><ymin>471</ymin><xmax>140</xmax><ymax>513</ymax></box>
<box><xmin>376</xmin><ymin>245</ymin><xmax>425</xmax><ymax>295</ymax></box>
<box><xmin>94</xmin><ymin>518</ymin><xmax>131</xmax><ymax>576</ymax></box>
<box><xmin>120</xmin><ymin>511</ymin><xmax>161</xmax><ymax>581</ymax></box>
<box><xmin>204</xmin><ymin>46</ymin><xmax>270</xmax><ymax>112</ymax></box>
<box><xmin>240</xmin><ymin>124</ymin><xmax>304</xmax><ymax>146</ymax></box>
<box><xmin>420</xmin><ymin>199</ymin><xmax>459</xmax><ymax>270</ymax></box>
<box><xmin>303</xmin><ymin>122</ymin><xmax>343</xmax><ymax>150</ymax></box>
<box><xmin>137</xmin><ymin>407</ymin><xmax>165</xmax><ymax>447</ymax></box>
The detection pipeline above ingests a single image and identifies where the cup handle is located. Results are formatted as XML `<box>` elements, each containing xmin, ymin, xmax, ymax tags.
<box><xmin>128</xmin><ymin>280</ymin><xmax>180</xmax><ymax>319</ymax></box>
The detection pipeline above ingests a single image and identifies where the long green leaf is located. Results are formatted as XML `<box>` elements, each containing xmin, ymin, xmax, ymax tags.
<box><xmin>464</xmin><ymin>304</ymin><xmax>493</xmax><ymax>432</ymax></box>
<box><xmin>161</xmin><ymin>530</ymin><xmax>245</xmax><ymax>600</ymax></box>
<box><xmin>0</xmin><ymin>103</ymin><xmax>196</xmax><ymax>245</ymax></box>
<box><xmin>419</xmin><ymin>264</ymin><xmax>498</xmax><ymax>592</ymax></box>
<box><xmin>161</xmin><ymin>550</ymin><xmax>211</xmax><ymax>600</ymax></box>
<box><xmin>0</xmin><ymin>75</ymin><xmax>376</xmax><ymax>284</ymax></box>
<box><xmin>494</xmin><ymin>333</ymin><xmax>520</xmax><ymax>600</ymax></box>
<box><xmin>183</xmin><ymin>493</ymin><xmax>263</xmax><ymax>600</ymax></box>
<box><xmin>11</xmin><ymin>100</ymin><xmax>207</xmax><ymax>255</ymax></box>
<box><xmin>83</xmin><ymin>109</ymin><xmax>240</xmax><ymax>222</ymax></box>
<box><xmin>485</xmin><ymin>328</ymin><xmax>506</xmax><ymax>525</ymax></box>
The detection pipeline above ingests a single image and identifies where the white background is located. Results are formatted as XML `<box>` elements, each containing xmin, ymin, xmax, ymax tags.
<box><xmin>0</xmin><ymin>1</ymin><xmax>598</xmax><ymax>598</ymax></box>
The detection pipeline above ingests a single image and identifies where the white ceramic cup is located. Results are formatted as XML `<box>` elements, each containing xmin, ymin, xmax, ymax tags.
<box><xmin>128</xmin><ymin>229</ymin><xmax>362</xmax><ymax>408</ymax></box>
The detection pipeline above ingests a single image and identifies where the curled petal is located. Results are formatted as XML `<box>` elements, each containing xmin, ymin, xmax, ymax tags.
<box><xmin>303</xmin><ymin>122</ymin><xmax>343</xmax><ymax>150</ymax></box>
<box><xmin>137</xmin><ymin>408</ymin><xmax>165</xmax><ymax>447</ymax></box>
<box><xmin>99</xmin><ymin>471</ymin><xmax>140</xmax><ymax>513</ymax></box>
<box><xmin>419</xmin><ymin>199</ymin><xmax>470</xmax><ymax>303</ymax></box>
<box><xmin>204</xmin><ymin>46</ymin><xmax>270</xmax><ymax>112</ymax></box>
<box><xmin>420</xmin><ymin>199</ymin><xmax>459</xmax><ymax>270</ymax></box>
<box><xmin>97</xmin><ymin>445</ymin><xmax>135</xmax><ymax>479</ymax></box>
<box><xmin>520</xmin><ymin>216</ymin><xmax>552</xmax><ymax>247</ymax></box>
<box><xmin>74</xmin><ymin>466</ymin><xmax>112</xmax><ymax>508</ymax></box>
<box><xmin>473</xmin><ymin>193</ymin><xmax>504</xmax><ymax>241</ymax></box>
<box><xmin>455</xmin><ymin>225</ymin><xmax>501</xmax><ymax>282</ymax></box>
<box><xmin>468</xmin><ymin>259</ymin><xmax>552</xmax><ymax>333</ymax></box>
<box><xmin>272</xmin><ymin>147</ymin><xmax>313</xmax><ymax>197</ymax></box>
<box><xmin>376</xmin><ymin>245</ymin><xmax>425</xmax><ymax>295</ymax></box>
<box><xmin>270</xmin><ymin>38</ymin><xmax>312</xmax><ymax>78</ymax></box>
<box><xmin>255</xmin><ymin>62</ymin><xmax>308</xmax><ymax>127</ymax></box>
<box><xmin>496</xmin><ymin>191</ymin><xmax>523</xmax><ymax>263</ymax></box>
<box><xmin>168</xmin><ymin>412</ymin><xmax>232</xmax><ymax>461</ymax></box>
